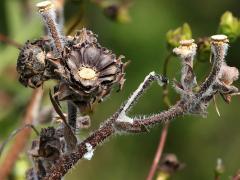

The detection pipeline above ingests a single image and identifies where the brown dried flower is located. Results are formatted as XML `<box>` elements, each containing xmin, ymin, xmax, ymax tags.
<box><xmin>16</xmin><ymin>39</ymin><xmax>54</xmax><ymax>88</ymax></box>
<box><xmin>50</xmin><ymin>29</ymin><xmax>126</xmax><ymax>110</ymax></box>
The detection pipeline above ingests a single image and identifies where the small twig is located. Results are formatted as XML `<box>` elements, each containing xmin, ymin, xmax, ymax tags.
<box><xmin>146</xmin><ymin>123</ymin><xmax>169</xmax><ymax>180</ymax></box>
<box><xmin>0</xmin><ymin>88</ymin><xmax>43</xmax><ymax>180</ymax></box>
<box><xmin>0</xmin><ymin>124</ymin><xmax>39</xmax><ymax>157</ymax></box>
<box><xmin>49</xmin><ymin>91</ymin><xmax>77</xmax><ymax>151</ymax></box>
<box><xmin>232</xmin><ymin>170</ymin><xmax>240</xmax><ymax>180</ymax></box>
<box><xmin>146</xmin><ymin>53</ymin><xmax>172</xmax><ymax>180</ymax></box>
<box><xmin>116</xmin><ymin>72</ymin><xmax>167</xmax><ymax>124</ymax></box>
<box><xmin>0</xmin><ymin>34</ymin><xmax>22</xmax><ymax>49</ymax></box>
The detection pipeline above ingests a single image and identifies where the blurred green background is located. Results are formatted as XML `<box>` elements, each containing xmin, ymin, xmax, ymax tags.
<box><xmin>1</xmin><ymin>0</ymin><xmax>240</xmax><ymax>179</ymax></box>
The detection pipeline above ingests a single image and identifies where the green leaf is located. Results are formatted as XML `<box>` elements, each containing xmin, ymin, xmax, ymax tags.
<box><xmin>166</xmin><ymin>23</ymin><xmax>192</xmax><ymax>49</ymax></box>
<box><xmin>218</xmin><ymin>11</ymin><xmax>240</xmax><ymax>42</ymax></box>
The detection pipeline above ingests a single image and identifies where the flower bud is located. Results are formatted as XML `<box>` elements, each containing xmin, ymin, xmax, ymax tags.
<box><xmin>218</xmin><ymin>11</ymin><xmax>240</xmax><ymax>42</ymax></box>
<box><xmin>166</xmin><ymin>23</ymin><xmax>192</xmax><ymax>49</ymax></box>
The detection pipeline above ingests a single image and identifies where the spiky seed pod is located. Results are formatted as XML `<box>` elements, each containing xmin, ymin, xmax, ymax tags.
<box><xmin>16</xmin><ymin>39</ymin><xmax>54</xmax><ymax>88</ymax></box>
<box><xmin>51</xmin><ymin>29</ymin><xmax>126</xmax><ymax>110</ymax></box>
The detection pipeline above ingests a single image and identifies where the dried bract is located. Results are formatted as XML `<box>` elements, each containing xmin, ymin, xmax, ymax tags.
<box><xmin>219</xmin><ymin>63</ymin><xmax>239</xmax><ymax>86</ymax></box>
<box><xmin>28</xmin><ymin>127</ymin><xmax>62</xmax><ymax>179</ymax></box>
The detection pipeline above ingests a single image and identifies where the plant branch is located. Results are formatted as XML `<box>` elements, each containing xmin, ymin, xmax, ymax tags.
<box><xmin>0</xmin><ymin>34</ymin><xmax>22</xmax><ymax>49</ymax></box>
<box><xmin>146</xmin><ymin>123</ymin><xmax>169</xmax><ymax>180</ymax></box>
<box><xmin>0</xmin><ymin>124</ymin><xmax>39</xmax><ymax>157</ymax></box>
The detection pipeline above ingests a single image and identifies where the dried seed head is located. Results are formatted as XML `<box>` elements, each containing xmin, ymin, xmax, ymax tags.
<box><xmin>210</xmin><ymin>34</ymin><xmax>229</xmax><ymax>62</ymax></box>
<box><xmin>173</xmin><ymin>39</ymin><xmax>197</xmax><ymax>59</ymax></box>
<box><xmin>211</xmin><ymin>34</ymin><xmax>229</xmax><ymax>44</ymax></box>
<box><xmin>52</xmin><ymin>29</ymin><xmax>126</xmax><ymax>109</ymax></box>
<box><xmin>16</xmin><ymin>40</ymin><xmax>50</xmax><ymax>88</ymax></box>
<box><xmin>179</xmin><ymin>39</ymin><xmax>195</xmax><ymax>46</ymax></box>
<box><xmin>36</xmin><ymin>1</ymin><xmax>53</xmax><ymax>13</ymax></box>
<box><xmin>78</xmin><ymin>67</ymin><xmax>97</xmax><ymax>80</ymax></box>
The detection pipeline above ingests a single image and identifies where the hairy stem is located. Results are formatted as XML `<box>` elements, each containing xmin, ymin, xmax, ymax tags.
<box><xmin>36</xmin><ymin>1</ymin><xmax>63</xmax><ymax>54</ymax></box>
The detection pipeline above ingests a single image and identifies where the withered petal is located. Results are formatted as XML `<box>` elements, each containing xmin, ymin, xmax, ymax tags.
<box><xmin>100</xmin><ymin>65</ymin><xmax>119</xmax><ymax>77</ymax></box>
<box><xmin>83</xmin><ymin>46</ymin><xmax>101</xmax><ymax>66</ymax></box>
<box><xmin>69</xmin><ymin>50</ymin><xmax>82</xmax><ymax>67</ymax></box>
<box><xmin>96</xmin><ymin>53</ymin><xmax>115</xmax><ymax>71</ymax></box>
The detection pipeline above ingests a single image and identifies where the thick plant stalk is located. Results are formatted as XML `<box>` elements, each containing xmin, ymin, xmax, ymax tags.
<box><xmin>0</xmin><ymin>88</ymin><xmax>43</xmax><ymax>180</ymax></box>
